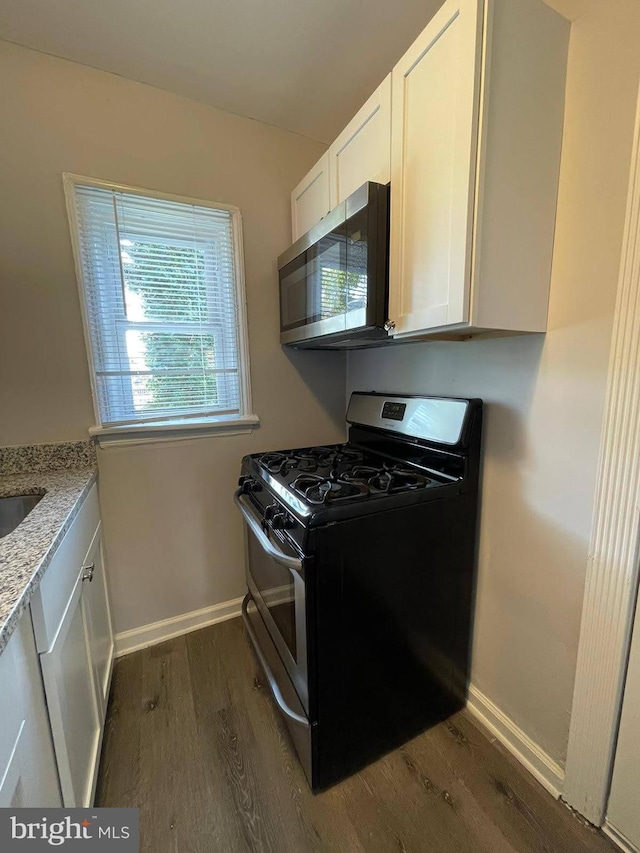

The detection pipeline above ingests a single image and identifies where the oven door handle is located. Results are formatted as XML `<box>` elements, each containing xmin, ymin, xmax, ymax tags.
<box><xmin>234</xmin><ymin>490</ymin><xmax>303</xmax><ymax>573</ymax></box>
<box><xmin>241</xmin><ymin>595</ymin><xmax>310</xmax><ymax>728</ymax></box>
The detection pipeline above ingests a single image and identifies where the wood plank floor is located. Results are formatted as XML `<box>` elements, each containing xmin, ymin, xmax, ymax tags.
<box><xmin>96</xmin><ymin>618</ymin><xmax>617</xmax><ymax>853</ymax></box>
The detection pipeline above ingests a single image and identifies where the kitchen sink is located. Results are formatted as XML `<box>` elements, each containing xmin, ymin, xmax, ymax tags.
<box><xmin>0</xmin><ymin>494</ymin><xmax>43</xmax><ymax>539</ymax></box>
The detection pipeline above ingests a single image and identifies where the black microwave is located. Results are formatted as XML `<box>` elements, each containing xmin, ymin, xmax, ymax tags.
<box><xmin>277</xmin><ymin>182</ymin><xmax>391</xmax><ymax>349</ymax></box>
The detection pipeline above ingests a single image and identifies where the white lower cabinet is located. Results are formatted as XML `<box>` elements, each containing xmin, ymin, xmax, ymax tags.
<box><xmin>30</xmin><ymin>482</ymin><xmax>114</xmax><ymax>807</ymax></box>
<box><xmin>0</xmin><ymin>613</ymin><xmax>61</xmax><ymax>807</ymax></box>
<box><xmin>40</xmin><ymin>573</ymin><xmax>103</xmax><ymax>808</ymax></box>
<box><xmin>82</xmin><ymin>528</ymin><xmax>115</xmax><ymax>719</ymax></box>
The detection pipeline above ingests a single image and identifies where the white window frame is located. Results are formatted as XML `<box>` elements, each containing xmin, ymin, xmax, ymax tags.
<box><xmin>63</xmin><ymin>174</ymin><xmax>258</xmax><ymax>446</ymax></box>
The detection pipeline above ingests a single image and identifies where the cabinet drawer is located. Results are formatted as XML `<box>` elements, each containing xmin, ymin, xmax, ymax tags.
<box><xmin>31</xmin><ymin>484</ymin><xmax>100</xmax><ymax>653</ymax></box>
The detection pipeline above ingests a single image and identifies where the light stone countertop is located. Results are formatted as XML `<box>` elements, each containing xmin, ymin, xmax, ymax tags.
<box><xmin>0</xmin><ymin>442</ymin><xmax>97</xmax><ymax>655</ymax></box>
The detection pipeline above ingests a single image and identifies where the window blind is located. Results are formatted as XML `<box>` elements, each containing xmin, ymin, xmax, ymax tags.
<box><xmin>71</xmin><ymin>184</ymin><xmax>243</xmax><ymax>427</ymax></box>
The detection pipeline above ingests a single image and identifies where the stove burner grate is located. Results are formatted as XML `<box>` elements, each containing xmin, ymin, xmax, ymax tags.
<box><xmin>342</xmin><ymin>465</ymin><xmax>383</xmax><ymax>483</ymax></box>
<box><xmin>369</xmin><ymin>465</ymin><xmax>429</xmax><ymax>493</ymax></box>
<box><xmin>259</xmin><ymin>445</ymin><xmax>365</xmax><ymax>477</ymax></box>
<box><xmin>258</xmin><ymin>446</ymin><xmax>437</xmax><ymax>504</ymax></box>
<box><xmin>293</xmin><ymin>447</ymin><xmax>334</xmax><ymax>471</ymax></box>
<box><xmin>260</xmin><ymin>449</ymin><xmax>330</xmax><ymax>475</ymax></box>
<box><xmin>260</xmin><ymin>452</ymin><xmax>282</xmax><ymax>473</ymax></box>
<box><xmin>260</xmin><ymin>452</ymin><xmax>291</xmax><ymax>474</ymax></box>
<box><xmin>292</xmin><ymin>473</ymin><xmax>368</xmax><ymax>505</ymax></box>
<box><xmin>343</xmin><ymin>463</ymin><xmax>432</xmax><ymax>493</ymax></box>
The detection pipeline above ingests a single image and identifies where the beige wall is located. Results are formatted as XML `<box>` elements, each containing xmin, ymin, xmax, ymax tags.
<box><xmin>0</xmin><ymin>41</ymin><xmax>346</xmax><ymax>632</ymax></box>
<box><xmin>348</xmin><ymin>0</ymin><xmax>640</xmax><ymax>766</ymax></box>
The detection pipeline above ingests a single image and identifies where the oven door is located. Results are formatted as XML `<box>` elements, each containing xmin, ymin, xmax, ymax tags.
<box><xmin>234</xmin><ymin>491</ymin><xmax>308</xmax><ymax>712</ymax></box>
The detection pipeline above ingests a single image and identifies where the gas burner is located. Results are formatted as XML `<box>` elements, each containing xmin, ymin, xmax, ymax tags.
<box><xmin>369</xmin><ymin>466</ymin><xmax>429</xmax><ymax>493</ymax></box>
<box><xmin>292</xmin><ymin>474</ymin><xmax>368</xmax><ymax>505</ymax></box>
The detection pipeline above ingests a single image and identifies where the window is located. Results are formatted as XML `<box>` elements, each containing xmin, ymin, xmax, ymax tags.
<box><xmin>64</xmin><ymin>175</ymin><xmax>256</xmax><ymax>441</ymax></box>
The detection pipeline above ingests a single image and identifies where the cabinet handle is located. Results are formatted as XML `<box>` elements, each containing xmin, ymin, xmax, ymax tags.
<box><xmin>82</xmin><ymin>563</ymin><xmax>95</xmax><ymax>583</ymax></box>
<box><xmin>384</xmin><ymin>319</ymin><xmax>396</xmax><ymax>332</ymax></box>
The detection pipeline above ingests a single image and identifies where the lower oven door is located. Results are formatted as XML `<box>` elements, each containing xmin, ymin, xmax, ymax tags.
<box><xmin>241</xmin><ymin>595</ymin><xmax>313</xmax><ymax>787</ymax></box>
<box><xmin>234</xmin><ymin>490</ymin><xmax>308</xmax><ymax>713</ymax></box>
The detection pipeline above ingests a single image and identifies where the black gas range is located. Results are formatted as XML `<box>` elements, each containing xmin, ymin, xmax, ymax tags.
<box><xmin>235</xmin><ymin>392</ymin><xmax>482</xmax><ymax>791</ymax></box>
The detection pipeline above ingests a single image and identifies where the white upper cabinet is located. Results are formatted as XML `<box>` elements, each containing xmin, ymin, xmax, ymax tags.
<box><xmin>328</xmin><ymin>74</ymin><xmax>391</xmax><ymax>208</ymax></box>
<box><xmin>289</xmin><ymin>75</ymin><xmax>391</xmax><ymax>244</ymax></box>
<box><xmin>389</xmin><ymin>0</ymin><xmax>482</xmax><ymax>334</ymax></box>
<box><xmin>388</xmin><ymin>0</ymin><xmax>569</xmax><ymax>339</ymax></box>
<box><xmin>290</xmin><ymin>152</ymin><xmax>331</xmax><ymax>243</ymax></box>
<box><xmin>288</xmin><ymin>0</ymin><xmax>569</xmax><ymax>341</ymax></box>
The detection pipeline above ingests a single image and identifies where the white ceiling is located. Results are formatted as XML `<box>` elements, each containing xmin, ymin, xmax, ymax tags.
<box><xmin>0</xmin><ymin>0</ymin><xmax>447</xmax><ymax>143</ymax></box>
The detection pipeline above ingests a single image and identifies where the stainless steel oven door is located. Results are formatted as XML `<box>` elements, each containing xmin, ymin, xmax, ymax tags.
<box><xmin>234</xmin><ymin>491</ymin><xmax>308</xmax><ymax>712</ymax></box>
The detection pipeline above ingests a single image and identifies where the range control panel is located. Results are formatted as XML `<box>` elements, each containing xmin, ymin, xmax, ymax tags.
<box><xmin>346</xmin><ymin>393</ymin><xmax>471</xmax><ymax>446</ymax></box>
<box><xmin>381</xmin><ymin>401</ymin><xmax>407</xmax><ymax>421</ymax></box>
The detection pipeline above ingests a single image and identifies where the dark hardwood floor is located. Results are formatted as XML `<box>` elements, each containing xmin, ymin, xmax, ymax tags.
<box><xmin>96</xmin><ymin>618</ymin><xmax>617</xmax><ymax>853</ymax></box>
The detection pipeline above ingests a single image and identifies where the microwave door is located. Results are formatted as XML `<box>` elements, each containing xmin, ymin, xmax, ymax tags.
<box><xmin>312</xmin><ymin>225</ymin><xmax>348</xmax><ymax>333</ymax></box>
<box><xmin>279</xmin><ymin>226</ymin><xmax>348</xmax><ymax>336</ymax></box>
<box><xmin>345</xmin><ymin>205</ymin><xmax>369</xmax><ymax>331</ymax></box>
<box><xmin>278</xmin><ymin>182</ymin><xmax>389</xmax><ymax>346</ymax></box>
<box><xmin>280</xmin><ymin>252</ymin><xmax>309</xmax><ymax>332</ymax></box>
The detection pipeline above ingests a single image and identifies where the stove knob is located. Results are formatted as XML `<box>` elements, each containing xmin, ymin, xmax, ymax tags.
<box><xmin>271</xmin><ymin>510</ymin><xmax>294</xmax><ymax>530</ymax></box>
<box><xmin>238</xmin><ymin>475</ymin><xmax>261</xmax><ymax>494</ymax></box>
<box><xmin>264</xmin><ymin>503</ymin><xmax>279</xmax><ymax>521</ymax></box>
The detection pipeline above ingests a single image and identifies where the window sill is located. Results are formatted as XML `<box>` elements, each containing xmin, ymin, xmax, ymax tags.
<box><xmin>89</xmin><ymin>414</ymin><xmax>260</xmax><ymax>448</ymax></box>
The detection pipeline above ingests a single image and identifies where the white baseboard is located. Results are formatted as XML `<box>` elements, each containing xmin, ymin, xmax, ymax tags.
<box><xmin>466</xmin><ymin>684</ymin><xmax>565</xmax><ymax>800</ymax></box>
<box><xmin>114</xmin><ymin>596</ymin><xmax>244</xmax><ymax>657</ymax></box>
<box><xmin>604</xmin><ymin>821</ymin><xmax>640</xmax><ymax>853</ymax></box>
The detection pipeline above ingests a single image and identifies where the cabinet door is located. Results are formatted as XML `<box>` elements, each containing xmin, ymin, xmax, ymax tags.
<box><xmin>82</xmin><ymin>527</ymin><xmax>114</xmax><ymax>720</ymax></box>
<box><xmin>40</xmin><ymin>574</ymin><xmax>101</xmax><ymax>807</ymax></box>
<box><xmin>0</xmin><ymin>719</ymin><xmax>61</xmax><ymax>809</ymax></box>
<box><xmin>389</xmin><ymin>0</ymin><xmax>483</xmax><ymax>336</ymax></box>
<box><xmin>0</xmin><ymin>615</ymin><xmax>61</xmax><ymax>807</ymax></box>
<box><xmin>291</xmin><ymin>152</ymin><xmax>331</xmax><ymax>242</ymax></box>
<box><xmin>328</xmin><ymin>74</ymin><xmax>391</xmax><ymax>208</ymax></box>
